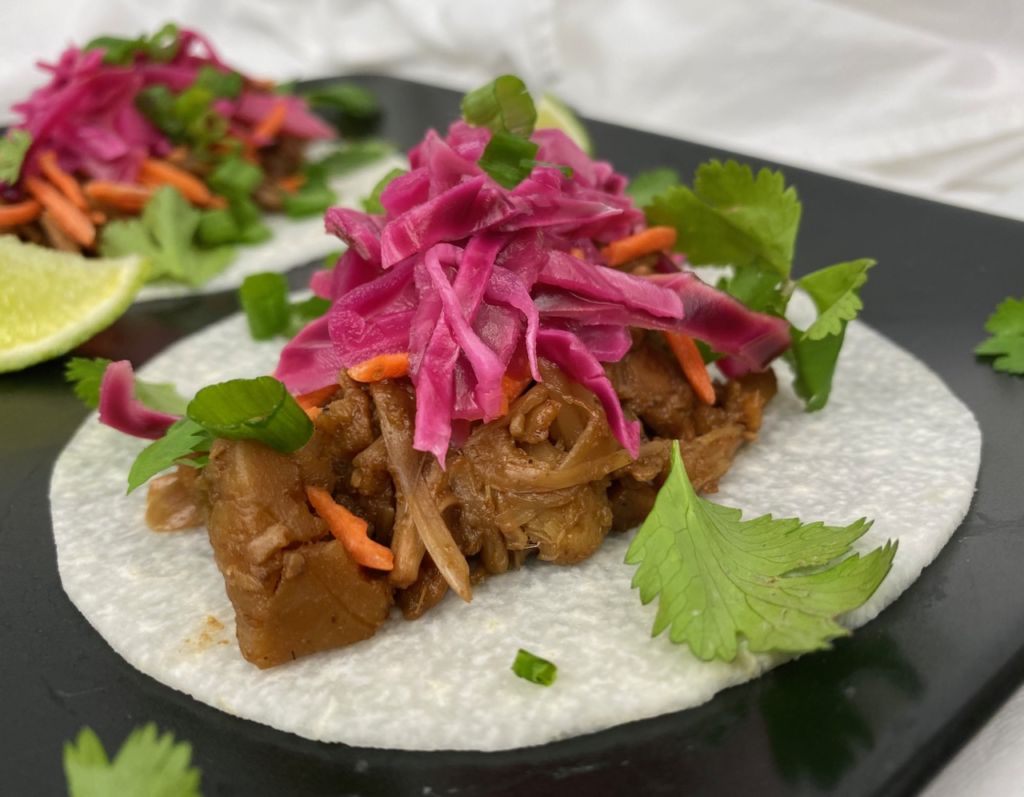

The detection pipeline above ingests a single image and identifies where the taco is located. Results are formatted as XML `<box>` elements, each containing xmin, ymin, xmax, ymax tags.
<box><xmin>50</xmin><ymin>78</ymin><xmax>980</xmax><ymax>751</ymax></box>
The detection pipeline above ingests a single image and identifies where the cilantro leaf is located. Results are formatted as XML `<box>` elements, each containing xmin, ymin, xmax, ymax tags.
<box><xmin>65</xmin><ymin>357</ymin><xmax>188</xmax><ymax>415</ymax></box>
<box><xmin>65</xmin><ymin>357</ymin><xmax>112</xmax><ymax>409</ymax></box>
<box><xmin>976</xmin><ymin>296</ymin><xmax>1024</xmax><ymax>375</ymax></box>
<box><xmin>626</xmin><ymin>168</ymin><xmax>679</xmax><ymax>208</ymax></box>
<box><xmin>363</xmin><ymin>167</ymin><xmax>407</xmax><ymax>214</ymax></box>
<box><xmin>84</xmin><ymin>23</ymin><xmax>181</xmax><ymax>66</ymax></box>
<box><xmin>717</xmin><ymin>265</ymin><xmax>792</xmax><ymax>317</ymax></box>
<box><xmin>798</xmin><ymin>259</ymin><xmax>875</xmax><ymax>340</ymax></box>
<box><xmin>101</xmin><ymin>187</ymin><xmax>236</xmax><ymax>286</ymax></box>
<box><xmin>787</xmin><ymin>324</ymin><xmax>846</xmax><ymax>412</ymax></box>
<box><xmin>64</xmin><ymin>723</ymin><xmax>202</xmax><ymax>797</ymax></box>
<box><xmin>128</xmin><ymin>419</ymin><xmax>213</xmax><ymax>494</ymax></box>
<box><xmin>0</xmin><ymin>129</ymin><xmax>32</xmax><ymax>184</ymax></box>
<box><xmin>646</xmin><ymin>160</ymin><xmax>802</xmax><ymax>278</ymax></box>
<box><xmin>625</xmin><ymin>442</ymin><xmax>896</xmax><ymax>662</ymax></box>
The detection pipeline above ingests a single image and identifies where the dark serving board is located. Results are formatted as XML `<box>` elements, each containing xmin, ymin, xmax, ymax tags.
<box><xmin>2</xmin><ymin>75</ymin><xmax>1022</xmax><ymax>797</ymax></box>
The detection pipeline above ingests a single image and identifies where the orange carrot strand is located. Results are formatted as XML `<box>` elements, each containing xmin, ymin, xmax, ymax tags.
<box><xmin>38</xmin><ymin>151</ymin><xmax>88</xmax><ymax>210</ymax></box>
<box><xmin>250</xmin><ymin>99</ymin><xmax>288</xmax><ymax>146</ymax></box>
<box><xmin>83</xmin><ymin>180</ymin><xmax>152</xmax><ymax>213</ymax></box>
<box><xmin>0</xmin><ymin>199</ymin><xmax>42</xmax><ymax>226</ymax></box>
<box><xmin>600</xmin><ymin>226</ymin><xmax>677</xmax><ymax>267</ymax></box>
<box><xmin>347</xmin><ymin>353</ymin><xmax>410</xmax><ymax>383</ymax></box>
<box><xmin>499</xmin><ymin>373</ymin><xmax>533</xmax><ymax>415</ymax></box>
<box><xmin>295</xmin><ymin>384</ymin><xmax>338</xmax><ymax>411</ymax></box>
<box><xmin>139</xmin><ymin>158</ymin><xmax>215</xmax><ymax>206</ymax></box>
<box><xmin>305</xmin><ymin>486</ymin><xmax>394</xmax><ymax>571</ymax></box>
<box><xmin>24</xmin><ymin>176</ymin><xmax>95</xmax><ymax>247</ymax></box>
<box><xmin>664</xmin><ymin>332</ymin><xmax>716</xmax><ymax>405</ymax></box>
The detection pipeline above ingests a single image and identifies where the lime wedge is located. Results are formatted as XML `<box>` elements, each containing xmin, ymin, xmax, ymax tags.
<box><xmin>536</xmin><ymin>93</ymin><xmax>593</xmax><ymax>155</ymax></box>
<box><xmin>0</xmin><ymin>236</ymin><xmax>147</xmax><ymax>373</ymax></box>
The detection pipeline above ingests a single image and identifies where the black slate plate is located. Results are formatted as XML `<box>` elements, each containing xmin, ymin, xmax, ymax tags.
<box><xmin>2</xmin><ymin>75</ymin><xmax>1022</xmax><ymax>797</ymax></box>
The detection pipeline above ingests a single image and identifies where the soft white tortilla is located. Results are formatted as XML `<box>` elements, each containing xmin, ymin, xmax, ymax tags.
<box><xmin>49</xmin><ymin>294</ymin><xmax>980</xmax><ymax>751</ymax></box>
<box><xmin>134</xmin><ymin>153</ymin><xmax>407</xmax><ymax>302</ymax></box>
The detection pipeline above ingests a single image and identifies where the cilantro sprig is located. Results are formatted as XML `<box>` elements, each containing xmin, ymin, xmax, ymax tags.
<box><xmin>642</xmin><ymin>160</ymin><xmax>876</xmax><ymax>411</ymax></box>
<box><xmin>100</xmin><ymin>187</ymin><xmax>236</xmax><ymax>286</ymax></box>
<box><xmin>976</xmin><ymin>296</ymin><xmax>1024</xmax><ymax>374</ymax></box>
<box><xmin>84</xmin><ymin>23</ymin><xmax>181</xmax><ymax>66</ymax></box>
<box><xmin>626</xmin><ymin>442</ymin><xmax>897</xmax><ymax>662</ymax></box>
<box><xmin>64</xmin><ymin>723</ymin><xmax>202</xmax><ymax>797</ymax></box>
<box><xmin>66</xmin><ymin>357</ymin><xmax>188</xmax><ymax>414</ymax></box>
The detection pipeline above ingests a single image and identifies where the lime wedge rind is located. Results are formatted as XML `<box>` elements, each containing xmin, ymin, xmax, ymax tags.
<box><xmin>0</xmin><ymin>236</ymin><xmax>147</xmax><ymax>374</ymax></box>
<box><xmin>536</xmin><ymin>93</ymin><xmax>593</xmax><ymax>156</ymax></box>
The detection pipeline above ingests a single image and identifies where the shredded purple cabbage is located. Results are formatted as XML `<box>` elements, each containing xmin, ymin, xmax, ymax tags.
<box><xmin>98</xmin><ymin>360</ymin><xmax>179</xmax><ymax>439</ymax></box>
<box><xmin>275</xmin><ymin>121</ymin><xmax>791</xmax><ymax>464</ymax></box>
<box><xmin>9</xmin><ymin>28</ymin><xmax>331</xmax><ymax>189</ymax></box>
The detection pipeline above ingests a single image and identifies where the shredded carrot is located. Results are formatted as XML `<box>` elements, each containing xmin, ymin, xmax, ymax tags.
<box><xmin>347</xmin><ymin>353</ymin><xmax>410</xmax><ymax>383</ymax></box>
<box><xmin>139</xmin><ymin>158</ymin><xmax>216</xmax><ymax>206</ymax></box>
<box><xmin>600</xmin><ymin>226</ymin><xmax>677</xmax><ymax>267</ymax></box>
<box><xmin>296</xmin><ymin>384</ymin><xmax>338</xmax><ymax>411</ymax></box>
<box><xmin>664</xmin><ymin>332</ymin><xmax>716</xmax><ymax>405</ymax></box>
<box><xmin>499</xmin><ymin>373</ymin><xmax>532</xmax><ymax>415</ymax></box>
<box><xmin>83</xmin><ymin>181</ymin><xmax>152</xmax><ymax>213</ymax></box>
<box><xmin>305</xmin><ymin>486</ymin><xmax>394</xmax><ymax>571</ymax></box>
<box><xmin>251</xmin><ymin>99</ymin><xmax>288</xmax><ymax>146</ymax></box>
<box><xmin>90</xmin><ymin>210</ymin><xmax>107</xmax><ymax>225</ymax></box>
<box><xmin>277</xmin><ymin>174</ymin><xmax>306</xmax><ymax>194</ymax></box>
<box><xmin>569</xmin><ymin>247</ymin><xmax>585</xmax><ymax>259</ymax></box>
<box><xmin>38</xmin><ymin>151</ymin><xmax>88</xmax><ymax>210</ymax></box>
<box><xmin>24</xmin><ymin>176</ymin><xmax>95</xmax><ymax>247</ymax></box>
<box><xmin>166</xmin><ymin>146</ymin><xmax>189</xmax><ymax>164</ymax></box>
<box><xmin>303</xmin><ymin>405</ymin><xmax>321</xmax><ymax>422</ymax></box>
<box><xmin>0</xmin><ymin>199</ymin><xmax>42</xmax><ymax>227</ymax></box>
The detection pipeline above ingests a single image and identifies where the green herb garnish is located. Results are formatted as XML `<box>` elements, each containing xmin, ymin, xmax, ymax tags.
<box><xmin>300</xmin><ymin>81</ymin><xmax>380</xmax><ymax>136</ymax></box>
<box><xmin>187</xmin><ymin>376</ymin><xmax>313</xmax><ymax>452</ymax></box>
<box><xmin>625</xmin><ymin>442</ymin><xmax>896</xmax><ymax>662</ymax></box>
<box><xmin>362</xmin><ymin>167</ymin><xmax>407</xmax><ymax>214</ymax></box>
<box><xmin>976</xmin><ymin>296</ymin><xmax>1024</xmax><ymax>375</ymax></box>
<box><xmin>644</xmin><ymin>160</ymin><xmax>875</xmax><ymax>411</ymax></box>
<box><xmin>478</xmin><ymin>131</ymin><xmax>539</xmax><ymax>189</ymax></box>
<box><xmin>64</xmin><ymin>723</ymin><xmax>202</xmax><ymax>797</ymax></box>
<box><xmin>0</xmin><ymin>129</ymin><xmax>32</xmax><ymax>184</ymax></box>
<box><xmin>626</xmin><ymin>168</ymin><xmax>679</xmax><ymax>208</ymax></box>
<box><xmin>128</xmin><ymin>418</ymin><xmax>213</xmax><ymax>494</ymax></box>
<box><xmin>84</xmin><ymin>23</ymin><xmax>181</xmax><ymax>66</ymax></box>
<box><xmin>314</xmin><ymin>139</ymin><xmax>395</xmax><ymax>177</ymax></box>
<box><xmin>462</xmin><ymin>75</ymin><xmax>537</xmax><ymax>137</ymax></box>
<box><xmin>65</xmin><ymin>357</ymin><xmax>188</xmax><ymax>415</ymax></box>
<box><xmin>101</xmin><ymin>187</ymin><xmax>235</xmax><ymax>286</ymax></box>
<box><xmin>239</xmin><ymin>273</ymin><xmax>330</xmax><ymax>340</ymax></box>
<box><xmin>511</xmin><ymin>649</ymin><xmax>558</xmax><ymax>686</ymax></box>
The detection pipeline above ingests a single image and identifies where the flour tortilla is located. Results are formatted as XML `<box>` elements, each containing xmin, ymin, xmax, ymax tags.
<box><xmin>49</xmin><ymin>293</ymin><xmax>980</xmax><ymax>751</ymax></box>
<box><xmin>134</xmin><ymin>153</ymin><xmax>407</xmax><ymax>302</ymax></box>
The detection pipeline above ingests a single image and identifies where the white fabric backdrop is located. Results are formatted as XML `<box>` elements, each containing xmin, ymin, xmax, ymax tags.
<box><xmin>4</xmin><ymin>1</ymin><xmax>1023</xmax><ymax>792</ymax></box>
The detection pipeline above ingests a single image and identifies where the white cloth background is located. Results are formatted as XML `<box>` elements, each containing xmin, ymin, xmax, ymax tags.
<box><xmin>3</xmin><ymin>1</ymin><xmax>1022</xmax><ymax>792</ymax></box>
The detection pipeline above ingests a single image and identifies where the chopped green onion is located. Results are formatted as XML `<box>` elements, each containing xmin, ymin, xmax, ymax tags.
<box><xmin>511</xmin><ymin>649</ymin><xmax>557</xmax><ymax>686</ymax></box>
<box><xmin>0</xmin><ymin>129</ymin><xmax>32</xmax><ymax>184</ymax></box>
<box><xmin>193</xmin><ymin>65</ymin><xmax>243</xmax><ymax>99</ymax></box>
<box><xmin>187</xmin><ymin>377</ymin><xmax>313</xmax><ymax>453</ymax></box>
<box><xmin>239</xmin><ymin>274</ymin><xmax>290</xmax><ymax>340</ymax></box>
<box><xmin>196</xmin><ymin>208</ymin><xmax>240</xmax><ymax>246</ymax></box>
<box><xmin>362</xmin><ymin>168</ymin><xmax>407</xmax><ymax>214</ymax></box>
<box><xmin>462</xmin><ymin>75</ymin><xmax>537</xmax><ymax>137</ymax></box>
<box><xmin>289</xmin><ymin>295</ymin><xmax>331</xmax><ymax>331</ymax></box>
<box><xmin>478</xmin><ymin>132</ymin><xmax>539</xmax><ymax>189</ymax></box>
<box><xmin>229</xmin><ymin>197</ymin><xmax>272</xmax><ymax>244</ymax></box>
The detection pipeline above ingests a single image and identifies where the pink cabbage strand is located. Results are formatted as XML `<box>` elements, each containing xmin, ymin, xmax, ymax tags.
<box><xmin>9</xmin><ymin>28</ymin><xmax>332</xmax><ymax>188</ymax></box>
<box><xmin>98</xmin><ymin>360</ymin><xmax>179</xmax><ymax>440</ymax></box>
<box><xmin>275</xmin><ymin>120</ymin><xmax>790</xmax><ymax>464</ymax></box>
